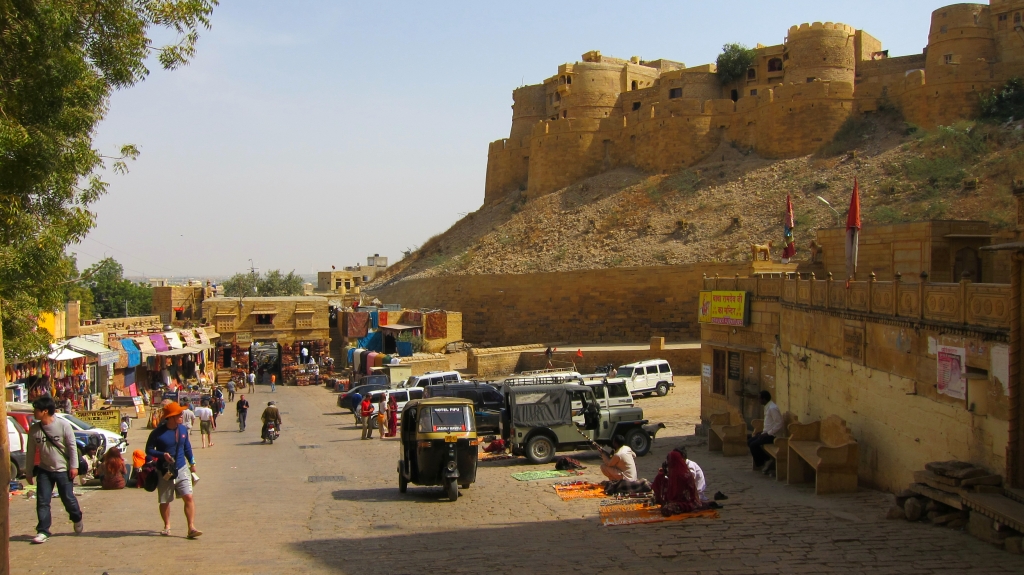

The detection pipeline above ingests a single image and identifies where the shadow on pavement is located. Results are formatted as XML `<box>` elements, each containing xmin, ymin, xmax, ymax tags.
<box><xmin>11</xmin><ymin>530</ymin><xmax>160</xmax><ymax>542</ymax></box>
<box><xmin>330</xmin><ymin>487</ymin><xmax>454</xmax><ymax>504</ymax></box>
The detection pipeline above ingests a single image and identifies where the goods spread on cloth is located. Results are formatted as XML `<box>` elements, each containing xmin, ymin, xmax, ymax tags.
<box><xmin>425</xmin><ymin>312</ymin><xmax>447</xmax><ymax>339</ymax></box>
<box><xmin>479</xmin><ymin>453</ymin><xmax>516</xmax><ymax>462</ymax></box>
<box><xmin>346</xmin><ymin>312</ymin><xmax>370</xmax><ymax>338</ymax></box>
<box><xmin>598</xmin><ymin>502</ymin><xmax>719</xmax><ymax>526</ymax></box>
<box><xmin>553</xmin><ymin>481</ymin><xmax>607</xmax><ymax>501</ymax></box>
<box><xmin>510</xmin><ymin>470</ymin><xmax>583</xmax><ymax>481</ymax></box>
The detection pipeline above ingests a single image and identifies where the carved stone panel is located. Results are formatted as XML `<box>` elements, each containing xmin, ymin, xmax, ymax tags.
<box><xmin>848</xmin><ymin>283</ymin><xmax>869</xmax><ymax>312</ymax></box>
<box><xmin>758</xmin><ymin>278</ymin><xmax>782</xmax><ymax>297</ymax></box>
<box><xmin>965</xmin><ymin>285</ymin><xmax>1012</xmax><ymax>328</ymax></box>
<box><xmin>872</xmin><ymin>282</ymin><xmax>895</xmax><ymax>315</ymax></box>
<box><xmin>812</xmin><ymin>282</ymin><xmax>827</xmax><ymax>307</ymax></box>
<box><xmin>897</xmin><ymin>285</ymin><xmax>919</xmax><ymax>317</ymax></box>
<box><xmin>924</xmin><ymin>285</ymin><xmax>960</xmax><ymax>322</ymax></box>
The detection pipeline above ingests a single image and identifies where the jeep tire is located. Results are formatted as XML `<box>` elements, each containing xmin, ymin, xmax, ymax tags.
<box><xmin>624</xmin><ymin>428</ymin><xmax>651</xmax><ymax>456</ymax></box>
<box><xmin>655</xmin><ymin>382</ymin><xmax>670</xmax><ymax>397</ymax></box>
<box><xmin>526</xmin><ymin>435</ymin><xmax>556</xmax><ymax>464</ymax></box>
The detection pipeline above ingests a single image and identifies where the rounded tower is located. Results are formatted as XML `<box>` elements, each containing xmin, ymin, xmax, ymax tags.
<box><xmin>510</xmin><ymin>84</ymin><xmax>547</xmax><ymax>140</ymax></box>
<box><xmin>925</xmin><ymin>4</ymin><xmax>994</xmax><ymax>76</ymax></box>
<box><xmin>783</xmin><ymin>22</ymin><xmax>856</xmax><ymax>85</ymax></box>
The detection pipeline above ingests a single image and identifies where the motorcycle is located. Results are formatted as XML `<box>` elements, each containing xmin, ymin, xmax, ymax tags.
<box><xmin>263</xmin><ymin>422</ymin><xmax>280</xmax><ymax>444</ymax></box>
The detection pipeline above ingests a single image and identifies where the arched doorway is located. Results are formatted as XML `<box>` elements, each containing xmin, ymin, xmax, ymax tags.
<box><xmin>953</xmin><ymin>247</ymin><xmax>981</xmax><ymax>282</ymax></box>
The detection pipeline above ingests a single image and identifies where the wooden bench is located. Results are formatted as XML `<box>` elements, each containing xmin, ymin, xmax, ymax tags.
<box><xmin>751</xmin><ymin>412</ymin><xmax>799</xmax><ymax>481</ymax></box>
<box><xmin>707</xmin><ymin>409</ymin><xmax>748</xmax><ymax>457</ymax></box>
<box><xmin>786</xmin><ymin>415</ymin><xmax>859</xmax><ymax>495</ymax></box>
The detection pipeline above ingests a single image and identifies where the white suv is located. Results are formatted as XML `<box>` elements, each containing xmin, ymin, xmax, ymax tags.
<box><xmin>610</xmin><ymin>360</ymin><xmax>674</xmax><ymax>397</ymax></box>
<box><xmin>403</xmin><ymin>371</ymin><xmax>463</xmax><ymax>388</ymax></box>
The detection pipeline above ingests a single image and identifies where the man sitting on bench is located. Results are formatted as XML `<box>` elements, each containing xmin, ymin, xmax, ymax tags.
<box><xmin>748</xmin><ymin>390</ymin><xmax>783</xmax><ymax>474</ymax></box>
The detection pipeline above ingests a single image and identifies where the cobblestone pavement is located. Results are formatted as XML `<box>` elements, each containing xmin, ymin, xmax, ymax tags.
<box><xmin>8</xmin><ymin>379</ymin><xmax>1024</xmax><ymax>574</ymax></box>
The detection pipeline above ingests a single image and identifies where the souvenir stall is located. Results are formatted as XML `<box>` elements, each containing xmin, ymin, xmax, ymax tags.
<box><xmin>5</xmin><ymin>344</ymin><xmax>91</xmax><ymax>408</ymax></box>
<box><xmin>65</xmin><ymin>336</ymin><xmax>120</xmax><ymax>399</ymax></box>
<box><xmin>281</xmin><ymin>340</ymin><xmax>329</xmax><ymax>386</ymax></box>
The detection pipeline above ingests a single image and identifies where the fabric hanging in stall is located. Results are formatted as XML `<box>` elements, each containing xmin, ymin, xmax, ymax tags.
<box><xmin>124</xmin><ymin>367</ymin><xmax>136</xmax><ymax>387</ymax></box>
<box><xmin>401</xmin><ymin>311</ymin><xmax>422</xmax><ymax>325</ymax></box>
<box><xmin>379</xmin><ymin>311</ymin><xmax>388</xmax><ymax>326</ymax></box>
<box><xmin>365</xmin><ymin>352</ymin><xmax>377</xmax><ymax>374</ymax></box>
<box><xmin>149</xmin><ymin>333</ymin><xmax>169</xmax><ymax>352</ymax></box>
<box><xmin>357</xmin><ymin>331</ymin><xmax>382</xmax><ymax>353</ymax></box>
<box><xmin>425</xmin><ymin>312</ymin><xmax>448</xmax><ymax>339</ymax></box>
<box><xmin>346</xmin><ymin>312</ymin><xmax>370</xmax><ymax>338</ymax></box>
<box><xmin>120</xmin><ymin>339</ymin><xmax>141</xmax><ymax>367</ymax></box>
<box><xmin>359</xmin><ymin>350</ymin><xmax>371</xmax><ymax>374</ymax></box>
<box><xmin>369</xmin><ymin>311</ymin><xmax>379</xmax><ymax>329</ymax></box>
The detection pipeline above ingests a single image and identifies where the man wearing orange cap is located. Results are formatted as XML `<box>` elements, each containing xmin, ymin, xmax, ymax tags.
<box><xmin>145</xmin><ymin>402</ymin><xmax>201</xmax><ymax>539</ymax></box>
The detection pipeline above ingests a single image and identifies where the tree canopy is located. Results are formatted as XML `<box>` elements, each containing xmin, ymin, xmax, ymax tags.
<box><xmin>716</xmin><ymin>43</ymin><xmax>757</xmax><ymax>85</ymax></box>
<box><xmin>222</xmin><ymin>270</ymin><xmax>305</xmax><ymax>298</ymax></box>
<box><xmin>0</xmin><ymin>0</ymin><xmax>218</xmax><ymax>360</ymax></box>
<box><xmin>82</xmin><ymin>258</ymin><xmax>152</xmax><ymax>319</ymax></box>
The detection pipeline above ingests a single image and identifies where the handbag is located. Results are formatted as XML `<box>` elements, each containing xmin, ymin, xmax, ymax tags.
<box><xmin>141</xmin><ymin>462</ymin><xmax>159</xmax><ymax>491</ymax></box>
<box><xmin>38</xmin><ymin>424</ymin><xmax>86</xmax><ymax>478</ymax></box>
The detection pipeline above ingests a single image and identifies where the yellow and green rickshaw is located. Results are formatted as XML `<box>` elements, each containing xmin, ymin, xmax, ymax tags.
<box><xmin>397</xmin><ymin>397</ymin><xmax>478</xmax><ymax>501</ymax></box>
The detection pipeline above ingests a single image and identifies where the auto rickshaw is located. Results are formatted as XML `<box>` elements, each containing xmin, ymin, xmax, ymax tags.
<box><xmin>397</xmin><ymin>397</ymin><xmax>478</xmax><ymax>501</ymax></box>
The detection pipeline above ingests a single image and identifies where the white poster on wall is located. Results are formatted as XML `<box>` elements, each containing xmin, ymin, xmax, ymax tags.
<box><xmin>937</xmin><ymin>346</ymin><xmax>967</xmax><ymax>400</ymax></box>
<box><xmin>702</xmin><ymin>363</ymin><xmax>712</xmax><ymax>386</ymax></box>
<box><xmin>991</xmin><ymin>345</ymin><xmax>1010</xmax><ymax>396</ymax></box>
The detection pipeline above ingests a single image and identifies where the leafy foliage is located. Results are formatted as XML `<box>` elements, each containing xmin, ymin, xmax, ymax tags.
<box><xmin>981</xmin><ymin>78</ymin><xmax>1024</xmax><ymax>122</ymax></box>
<box><xmin>222</xmin><ymin>270</ymin><xmax>305</xmax><ymax>298</ymax></box>
<box><xmin>716</xmin><ymin>43</ymin><xmax>757</xmax><ymax>85</ymax></box>
<box><xmin>82</xmin><ymin>258</ymin><xmax>152</xmax><ymax>319</ymax></box>
<box><xmin>0</xmin><ymin>0</ymin><xmax>218</xmax><ymax>359</ymax></box>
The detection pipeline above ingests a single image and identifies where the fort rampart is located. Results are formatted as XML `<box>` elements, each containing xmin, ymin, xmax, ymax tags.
<box><xmin>485</xmin><ymin>3</ymin><xmax>1024</xmax><ymax>203</ymax></box>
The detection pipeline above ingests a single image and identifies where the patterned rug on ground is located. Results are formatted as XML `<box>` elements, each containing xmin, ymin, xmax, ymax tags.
<box><xmin>480</xmin><ymin>453</ymin><xmax>516</xmax><ymax>462</ymax></box>
<box><xmin>553</xmin><ymin>481</ymin><xmax>607</xmax><ymax>500</ymax></box>
<box><xmin>511</xmin><ymin>470</ymin><xmax>584</xmax><ymax>481</ymax></box>
<box><xmin>599</xmin><ymin>502</ymin><xmax>720</xmax><ymax>526</ymax></box>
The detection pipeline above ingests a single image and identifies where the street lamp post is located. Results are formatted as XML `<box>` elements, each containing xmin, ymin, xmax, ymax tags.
<box><xmin>817</xmin><ymin>196</ymin><xmax>842</xmax><ymax>226</ymax></box>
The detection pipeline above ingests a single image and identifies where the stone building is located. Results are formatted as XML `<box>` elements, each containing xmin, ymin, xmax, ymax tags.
<box><xmin>486</xmin><ymin>2</ymin><xmax>1024</xmax><ymax>203</ymax></box>
<box><xmin>151</xmin><ymin>284</ymin><xmax>213</xmax><ymax>326</ymax></box>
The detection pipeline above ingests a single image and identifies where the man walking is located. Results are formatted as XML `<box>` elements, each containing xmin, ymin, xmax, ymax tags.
<box><xmin>349</xmin><ymin>390</ymin><xmax>363</xmax><ymax>426</ymax></box>
<box><xmin>181</xmin><ymin>401</ymin><xmax>196</xmax><ymax>435</ymax></box>
<box><xmin>145</xmin><ymin>402</ymin><xmax>201</xmax><ymax>539</ymax></box>
<box><xmin>270</xmin><ymin>373</ymin><xmax>276</xmax><ymax>393</ymax></box>
<box><xmin>360</xmin><ymin>395</ymin><xmax>375</xmax><ymax>439</ymax></box>
<box><xmin>25</xmin><ymin>396</ymin><xmax>84</xmax><ymax>543</ymax></box>
<box><xmin>247</xmin><ymin>370</ymin><xmax>256</xmax><ymax>393</ymax></box>
<box><xmin>226</xmin><ymin>379</ymin><xmax>236</xmax><ymax>401</ymax></box>
<box><xmin>195</xmin><ymin>399</ymin><xmax>215</xmax><ymax>448</ymax></box>
<box><xmin>236</xmin><ymin>394</ymin><xmax>250</xmax><ymax>432</ymax></box>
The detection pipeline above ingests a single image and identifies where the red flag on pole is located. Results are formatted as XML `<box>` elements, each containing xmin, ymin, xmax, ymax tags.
<box><xmin>845</xmin><ymin>178</ymin><xmax>861</xmax><ymax>285</ymax></box>
<box><xmin>782</xmin><ymin>194</ymin><xmax>796</xmax><ymax>260</ymax></box>
<box><xmin>576</xmin><ymin>349</ymin><xmax>584</xmax><ymax>359</ymax></box>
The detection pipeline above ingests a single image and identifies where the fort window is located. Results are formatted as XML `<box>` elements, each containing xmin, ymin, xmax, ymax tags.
<box><xmin>730</xmin><ymin>89</ymin><xmax>738</xmax><ymax>102</ymax></box>
<box><xmin>750</xmin><ymin>89</ymin><xmax>758</xmax><ymax>96</ymax></box>
<box><xmin>632</xmin><ymin>101</ymin><xmax>641</xmax><ymax>111</ymax></box>
<box><xmin>767</xmin><ymin>58</ymin><xmax>783</xmax><ymax>73</ymax></box>
<box><xmin>562</xmin><ymin>110</ymin><xmax>567</xmax><ymax>118</ymax></box>
<box><xmin>940</xmin><ymin>25</ymin><xmax>947</xmax><ymax>34</ymax></box>
<box><xmin>554</xmin><ymin>92</ymin><xmax>561</xmax><ymax>102</ymax></box>
<box><xmin>1016</xmin><ymin>12</ymin><xmax>1022</xmax><ymax>25</ymax></box>
<box><xmin>999</xmin><ymin>14</ymin><xmax>1008</xmax><ymax>30</ymax></box>
<box><xmin>944</xmin><ymin>54</ymin><xmax>954</xmax><ymax>64</ymax></box>
<box><xmin>255</xmin><ymin>314</ymin><xmax>274</xmax><ymax>325</ymax></box>
<box><xmin>566</xmin><ymin>76</ymin><xmax>572</xmax><ymax>85</ymax></box>
<box><xmin>669</xmin><ymin>87</ymin><xmax>682</xmax><ymax>99</ymax></box>
<box><xmin>631</xmin><ymin>80</ymin><xmax>638</xmax><ymax>90</ymax></box>
<box><xmin>806</xmin><ymin>77</ymin><xmax>816</xmax><ymax>83</ymax></box>
<box><xmin>747</xmin><ymin>68</ymin><xmax>756</xmax><ymax>80</ymax></box>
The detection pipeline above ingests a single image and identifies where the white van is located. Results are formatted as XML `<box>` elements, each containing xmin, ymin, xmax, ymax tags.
<box><xmin>403</xmin><ymin>371</ymin><xmax>463</xmax><ymax>388</ymax></box>
<box><xmin>610</xmin><ymin>360</ymin><xmax>674</xmax><ymax>397</ymax></box>
<box><xmin>362</xmin><ymin>388</ymin><xmax>424</xmax><ymax>427</ymax></box>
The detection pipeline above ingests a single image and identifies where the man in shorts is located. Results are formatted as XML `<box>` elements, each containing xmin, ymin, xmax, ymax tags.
<box><xmin>194</xmin><ymin>399</ymin><xmax>215</xmax><ymax>448</ymax></box>
<box><xmin>145</xmin><ymin>402</ymin><xmax>201</xmax><ymax>539</ymax></box>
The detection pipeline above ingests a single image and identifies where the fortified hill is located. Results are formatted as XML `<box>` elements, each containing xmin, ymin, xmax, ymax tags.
<box><xmin>485</xmin><ymin>1</ymin><xmax>1024</xmax><ymax>204</ymax></box>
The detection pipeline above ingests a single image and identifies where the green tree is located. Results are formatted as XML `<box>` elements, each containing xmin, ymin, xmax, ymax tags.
<box><xmin>716</xmin><ymin>43</ymin><xmax>757</xmax><ymax>85</ymax></box>
<box><xmin>981</xmin><ymin>77</ymin><xmax>1024</xmax><ymax>122</ymax></box>
<box><xmin>222</xmin><ymin>270</ymin><xmax>305</xmax><ymax>297</ymax></box>
<box><xmin>83</xmin><ymin>258</ymin><xmax>152</xmax><ymax>318</ymax></box>
<box><xmin>0</xmin><ymin>1</ymin><xmax>218</xmax><ymax>360</ymax></box>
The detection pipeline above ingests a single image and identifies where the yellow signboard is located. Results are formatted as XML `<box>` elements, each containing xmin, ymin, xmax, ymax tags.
<box><xmin>75</xmin><ymin>410</ymin><xmax>121</xmax><ymax>434</ymax></box>
<box><xmin>698</xmin><ymin>291</ymin><xmax>749</xmax><ymax>327</ymax></box>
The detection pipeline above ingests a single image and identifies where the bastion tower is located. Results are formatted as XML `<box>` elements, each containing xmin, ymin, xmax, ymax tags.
<box><xmin>783</xmin><ymin>22</ymin><xmax>857</xmax><ymax>85</ymax></box>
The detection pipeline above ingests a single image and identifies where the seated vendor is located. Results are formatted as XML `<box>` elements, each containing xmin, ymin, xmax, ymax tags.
<box><xmin>652</xmin><ymin>446</ymin><xmax>710</xmax><ymax>516</ymax></box>
<box><xmin>599</xmin><ymin>435</ymin><xmax>637</xmax><ymax>482</ymax></box>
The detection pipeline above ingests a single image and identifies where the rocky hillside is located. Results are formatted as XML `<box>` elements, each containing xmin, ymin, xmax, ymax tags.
<box><xmin>372</xmin><ymin>112</ymin><xmax>1024</xmax><ymax>286</ymax></box>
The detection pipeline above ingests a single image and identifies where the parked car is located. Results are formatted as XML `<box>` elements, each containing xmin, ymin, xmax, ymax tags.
<box><xmin>338</xmin><ymin>383</ymin><xmax>389</xmax><ymax>411</ymax></box>
<box><xmin>423</xmin><ymin>382</ymin><xmax>504</xmax><ymax>436</ymax></box>
<box><xmin>361</xmin><ymin>388</ymin><xmax>425</xmax><ymax>428</ymax></box>
<box><xmin>582</xmin><ymin>379</ymin><xmax>635</xmax><ymax>409</ymax></box>
<box><xmin>403</xmin><ymin>371</ymin><xmax>463</xmax><ymax>388</ymax></box>
<box><xmin>503</xmin><ymin>384</ymin><xmax>660</xmax><ymax>464</ymax></box>
<box><xmin>608</xmin><ymin>359</ymin><xmax>674</xmax><ymax>397</ymax></box>
<box><xmin>56</xmin><ymin>412</ymin><xmax>127</xmax><ymax>455</ymax></box>
<box><xmin>500</xmin><ymin>370</ymin><xmax>583</xmax><ymax>387</ymax></box>
<box><xmin>7</xmin><ymin>416</ymin><xmax>27</xmax><ymax>479</ymax></box>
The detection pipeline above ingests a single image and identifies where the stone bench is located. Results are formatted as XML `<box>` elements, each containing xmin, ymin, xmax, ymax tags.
<box><xmin>751</xmin><ymin>412</ymin><xmax>799</xmax><ymax>481</ymax></box>
<box><xmin>786</xmin><ymin>415</ymin><xmax>859</xmax><ymax>495</ymax></box>
<box><xmin>708</xmin><ymin>410</ymin><xmax>748</xmax><ymax>457</ymax></box>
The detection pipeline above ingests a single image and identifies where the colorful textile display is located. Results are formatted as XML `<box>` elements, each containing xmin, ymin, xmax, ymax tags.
<box><xmin>346</xmin><ymin>312</ymin><xmax>370</xmax><ymax>338</ymax></box>
<box><xmin>599</xmin><ymin>502</ymin><xmax>719</xmax><ymax>526</ymax></box>
<box><xmin>400</xmin><ymin>311</ymin><xmax>422</xmax><ymax>324</ymax></box>
<box><xmin>378</xmin><ymin>311</ymin><xmax>388</xmax><ymax>326</ymax></box>
<box><xmin>425</xmin><ymin>312</ymin><xmax>447</xmax><ymax>339</ymax></box>
<box><xmin>369</xmin><ymin>311</ymin><xmax>379</xmax><ymax>329</ymax></box>
<box><xmin>149</xmin><ymin>333</ymin><xmax>169</xmax><ymax>352</ymax></box>
<box><xmin>553</xmin><ymin>481</ymin><xmax>608</xmax><ymax>501</ymax></box>
<box><xmin>510</xmin><ymin>470</ymin><xmax>582</xmax><ymax>481</ymax></box>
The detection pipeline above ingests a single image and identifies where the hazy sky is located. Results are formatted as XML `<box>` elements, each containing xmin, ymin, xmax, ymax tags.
<box><xmin>80</xmin><ymin>0</ymin><xmax>954</xmax><ymax>278</ymax></box>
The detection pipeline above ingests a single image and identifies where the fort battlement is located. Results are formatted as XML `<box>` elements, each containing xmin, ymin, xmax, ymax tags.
<box><xmin>483</xmin><ymin>2</ymin><xmax>1024</xmax><ymax>205</ymax></box>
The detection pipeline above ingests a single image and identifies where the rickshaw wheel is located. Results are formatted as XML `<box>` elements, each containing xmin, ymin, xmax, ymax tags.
<box><xmin>446</xmin><ymin>479</ymin><xmax>458</xmax><ymax>501</ymax></box>
<box><xmin>459</xmin><ymin>482</ymin><xmax>470</xmax><ymax>489</ymax></box>
<box><xmin>399</xmin><ymin>473</ymin><xmax>407</xmax><ymax>493</ymax></box>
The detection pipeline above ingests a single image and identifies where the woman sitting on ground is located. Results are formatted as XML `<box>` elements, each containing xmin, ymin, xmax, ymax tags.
<box><xmin>652</xmin><ymin>447</ymin><xmax>708</xmax><ymax>516</ymax></box>
<box><xmin>101</xmin><ymin>447</ymin><xmax>127</xmax><ymax>490</ymax></box>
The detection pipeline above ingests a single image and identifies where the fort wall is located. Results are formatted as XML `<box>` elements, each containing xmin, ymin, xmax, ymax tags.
<box><xmin>484</xmin><ymin>2</ymin><xmax>1024</xmax><ymax>205</ymax></box>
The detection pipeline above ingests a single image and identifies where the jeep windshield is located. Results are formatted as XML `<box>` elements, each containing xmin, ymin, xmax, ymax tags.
<box><xmin>418</xmin><ymin>406</ymin><xmax>474</xmax><ymax>433</ymax></box>
<box><xmin>615</xmin><ymin>366</ymin><xmax>635</xmax><ymax>378</ymax></box>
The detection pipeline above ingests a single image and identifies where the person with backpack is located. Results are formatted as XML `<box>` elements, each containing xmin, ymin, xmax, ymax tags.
<box><xmin>145</xmin><ymin>402</ymin><xmax>201</xmax><ymax>539</ymax></box>
<box><xmin>25</xmin><ymin>395</ymin><xmax>84</xmax><ymax>544</ymax></box>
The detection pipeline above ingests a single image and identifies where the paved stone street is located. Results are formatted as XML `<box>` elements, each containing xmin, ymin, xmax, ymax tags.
<box><xmin>8</xmin><ymin>379</ymin><xmax>1024</xmax><ymax>574</ymax></box>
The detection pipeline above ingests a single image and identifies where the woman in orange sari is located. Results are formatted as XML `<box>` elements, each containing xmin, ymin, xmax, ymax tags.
<box><xmin>385</xmin><ymin>394</ymin><xmax>399</xmax><ymax>438</ymax></box>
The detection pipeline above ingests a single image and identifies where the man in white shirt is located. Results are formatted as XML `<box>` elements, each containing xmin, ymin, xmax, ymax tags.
<box><xmin>748</xmin><ymin>390</ymin><xmax>784</xmax><ymax>473</ymax></box>
<box><xmin>194</xmin><ymin>399</ymin><xmax>215</xmax><ymax>448</ymax></box>
<box><xmin>180</xmin><ymin>402</ymin><xmax>197</xmax><ymax>435</ymax></box>
<box><xmin>599</xmin><ymin>435</ymin><xmax>637</xmax><ymax>482</ymax></box>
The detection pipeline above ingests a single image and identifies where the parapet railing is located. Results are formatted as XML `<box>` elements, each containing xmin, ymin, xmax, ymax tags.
<box><xmin>703</xmin><ymin>272</ymin><xmax>1012</xmax><ymax>330</ymax></box>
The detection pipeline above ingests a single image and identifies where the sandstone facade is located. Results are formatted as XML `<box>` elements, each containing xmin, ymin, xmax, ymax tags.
<box><xmin>486</xmin><ymin>2</ymin><xmax>1024</xmax><ymax>203</ymax></box>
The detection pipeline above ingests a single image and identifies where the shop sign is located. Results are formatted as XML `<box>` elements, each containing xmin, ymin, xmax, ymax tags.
<box><xmin>698</xmin><ymin>291</ymin><xmax>749</xmax><ymax>327</ymax></box>
<box><xmin>75</xmin><ymin>410</ymin><xmax>121</xmax><ymax>434</ymax></box>
<box><xmin>235</xmin><ymin>332</ymin><xmax>253</xmax><ymax>343</ymax></box>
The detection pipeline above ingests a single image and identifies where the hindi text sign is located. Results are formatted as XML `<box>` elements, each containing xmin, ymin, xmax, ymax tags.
<box><xmin>698</xmin><ymin>291</ymin><xmax>749</xmax><ymax>327</ymax></box>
